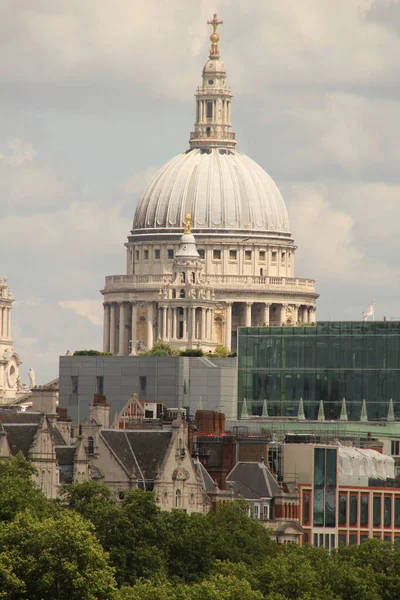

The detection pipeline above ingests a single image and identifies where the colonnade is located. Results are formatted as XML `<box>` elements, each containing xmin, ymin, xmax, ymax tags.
<box><xmin>0</xmin><ymin>306</ymin><xmax>11</xmax><ymax>339</ymax></box>
<box><xmin>157</xmin><ymin>305</ymin><xmax>214</xmax><ymax>344</ymax></box>
<box><xmin>103</xmin><ymin>300</ymin><xmax>317</xmax><ymax>356</ymax></box>
<box><xmin>103</xmin><ymin>301</ymin><xmax>215</xmax><ymax>355</ymax></box>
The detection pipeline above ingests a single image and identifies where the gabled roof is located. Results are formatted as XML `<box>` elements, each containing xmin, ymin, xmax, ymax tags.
<box><xmin>193</xmin><ymin>456</ymin><xmax>216</xmax><ymax>492</ymax></box>
<box><xmin>3</xmin><ymin>424</ymin><xmax>37</xmax><ymax>458</ymax></box>
<box><xmin>101</xmin><ymin>430</ymin><xmax>172</xmax><ymax>482</ymax></box>
<box><xmin>226</xmin><ymin>462</ymin><xmax>281</xmax><ymax>499</ymax></box>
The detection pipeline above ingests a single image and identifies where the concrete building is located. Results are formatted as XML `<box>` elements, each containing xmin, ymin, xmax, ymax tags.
<box><xmin>101</xmin><ymin>14</ymin><xmax>318</xmax><ymax>356</ymax></box>
<box><xmin>59</xmin><ymin>354</ymin><xmax>237</xmax><ymax>423</ymax></box>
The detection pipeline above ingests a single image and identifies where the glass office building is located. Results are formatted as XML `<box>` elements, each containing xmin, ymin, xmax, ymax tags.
<box><xmin>238</xmin><ymin>321</ymin><xmax>400</xmax><ymax>420</ymax></box>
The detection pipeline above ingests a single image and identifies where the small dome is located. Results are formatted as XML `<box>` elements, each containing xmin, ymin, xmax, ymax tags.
<box><xmin>132</xmin><ymin>148</ymin><xmax>291</xmax><ymax>240</ymax></box>
<box><xmin>203</xmin><ymin>59</ymin><xmax>226</xmax><ymax>73</ymax></box>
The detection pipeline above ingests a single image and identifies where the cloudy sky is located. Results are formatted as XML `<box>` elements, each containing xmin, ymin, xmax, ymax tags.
<box><xmin>2</xmin><ymin>0</ymin><xmax>400</xmax><ymax>383</ymax></box>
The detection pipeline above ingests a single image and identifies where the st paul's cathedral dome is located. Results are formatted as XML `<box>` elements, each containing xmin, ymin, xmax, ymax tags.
<box><xmin>102</xmin><ymin>14</ymin><xmax>318</xmax><ymax>356</ymax></box>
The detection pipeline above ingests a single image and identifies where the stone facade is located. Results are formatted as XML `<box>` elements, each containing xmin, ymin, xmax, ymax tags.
<box><xmin>101</xmin><ymin>16</ymin><xmax>318</xmax><ymax>356</ymax></box>
<box><xmin>0</xmin><ymin>277</ymin><xmax>25</xmax><ymax>404</ymax></box>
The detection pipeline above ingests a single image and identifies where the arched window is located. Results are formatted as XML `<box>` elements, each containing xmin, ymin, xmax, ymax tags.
<box><xmin>190</xmin><ymin>272</ymin><xmax>195</xmax><ymax>283</ymax></box>
<box><xmin>179</xmin><ymin>289</ymin><xmax>185</xmax><ymax>299</ymax></box>
<box><xmin>180</xmin><ymin>272</ymin><xmax>186</xmax><ymax>283</ymax></box>
<box><xmin>88</xmin><ymin>436</ymin><xmax>94</xmax><ymax>455</ymax></box>
<box><xmin>172</xmin><ymin>289</ymin><xmax>176</xmax><ymax>299</ymax></box>
<box><xmin>175</xmin><ymin>489</ymin><xmax>182</xmax><ymax>509</ymax></box>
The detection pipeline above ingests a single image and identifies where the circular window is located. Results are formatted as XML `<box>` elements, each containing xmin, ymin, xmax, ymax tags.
<box><xmin>208</xmin><ymin>79</ymin><xmax>214</xmax><ymax>85</ymax></box>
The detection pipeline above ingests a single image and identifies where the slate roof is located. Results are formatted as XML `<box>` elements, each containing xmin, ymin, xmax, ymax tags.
<box><xmin>226</xmin><ymin>462</ymin><xmax>281</xmax><ymax>499</ymax></box>
<box><xmin>3</xmin><ymin>425</ymin><xmax>37</xmax><ymax>458</ymax></box>
<box><xmin>193</xmin><ymin>457</ymin><xmax>216</xmax><ymax>492</ymax></box>
<box><xmin>0</xmin><ymin>411</ymin><xmax>40</xmax><ymax>424</ymax></box>
<box><xmin>101</xmin><ymin>430</ymin><xmax>172</xmax><ymax>482</ymax></box>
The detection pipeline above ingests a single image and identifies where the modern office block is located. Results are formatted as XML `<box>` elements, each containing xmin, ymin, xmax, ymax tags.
<box><xmin>238</xmin><ymin>321</ymin><xmax>400</xmax><ymax>420</ymax></box>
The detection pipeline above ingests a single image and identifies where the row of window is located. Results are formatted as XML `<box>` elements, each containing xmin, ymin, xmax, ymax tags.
<box><xmin>133</xmin><ymin>248</ymin><xmax>290</xmax><ymax>263</ymax></box>
<box><xmin>71</xmin><ymin>375</ymin><xmax>147</xmax><ymax>396</ymax></box>
<box><xmin>339</xmin><ymin>493</ymin><xmax>400</xmax><ymax>528</ymax></box>
<box><xmin>304</xmin><ymin>531</ymin><xmax>400</xmax><ymax>548</ymax></box>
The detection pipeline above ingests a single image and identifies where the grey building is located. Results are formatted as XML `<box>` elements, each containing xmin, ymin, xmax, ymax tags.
<box><xmin>59</xmin><ymin>355</ymin><xmax>237</xmax><ymax>423</ymax></box>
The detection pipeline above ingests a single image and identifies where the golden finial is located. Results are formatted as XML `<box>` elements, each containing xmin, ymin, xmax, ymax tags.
<box><xmin>207</xmin><ymin>13</ymin><xmax>223</xmax><ymax>59</ymax></box>
<box><xmin>184</xmin><ymin>213</ymin><xmax>192</xmax><ymax>233</ymax></box>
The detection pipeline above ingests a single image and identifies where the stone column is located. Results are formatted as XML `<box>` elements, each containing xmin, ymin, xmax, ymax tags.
<box><xmin>157</xmin><ymin>306</ymin><xmax>162</xmax><ymax>340</ymax></box>
<box><xmin>110</xmin><ymin>303</ymin><xmax>117</xmax><ymax>354</ymax></box>
<box><xmin>207</xmin><ymin>309</ymin><xmax>213</xmax><ymax>341</ymax></box>
<box><xmin>118</xmin><ymin>303</ymin><xmax>126</xmax><ymax>355</ymax></box>
<box><xmin>191</xmin><ymin>307</ymin><xmax>196</xmax><ymax>340</ymax></box>
<box><xmin>147</xmin><ymin>303</ymin><xmax>154</xmax><ymax>349</ymax></box>
<box><xmin>169</xmin><ymin>308</ymin><xmax>174</xmax><ymax>341</ymax></box>
<box><xmin>103</xmin><ymin>304</ymin><xmax>110</xmax><ymax>353</ymax></box>
<box><xmin>309</xmin><ymin>306</ymin><xmax>316</xmax><ymax>323</ymax></box>
<box><xmin>171</xmin><ymin>308</ymin><xmax>176</xmax><ymax>340</ymax></box>
<box><xmin>280</xmin><ymin>304</ymin><xmax>287</xmax><ymax>325</ymax></box>
<box><xmin>263</xmin><ymin>303</ymin><xmax>270</xmax><ymax>326</ymax></box>
<box><xmin>303</xmin><ymin>306</ymin><xmax>309</xmax><ymax>324</ymax></box>
<box><xmin>8</xmin><ymin>307</ymin><xmax>11</xmax><ymax>339</ymax></box>
<box><xmin>163</xmin><ymin>307</ymin><xmax>168</xmax><ymax>340</ymax></box>
<box><xmin>0</xmin><ymin>307</ymin><xmax>2</xmax><ymax>338</ymax></box>
<box><xmin>130</xmin><ymin>303</ymin><xmax>137</xmax><ymax>355</ymax></box>
<box><xmin>245</xmin><ymin>302</ymin><xmax>252</xmax><ymax>327</ymax></box>
<box><xmin>225</xmin><ymin>303</ymin><xmax>232</xmax><ymax>350</ymax></box>
<box><xmin>201</xmin><ymin>307</ymin><xmax>206</xmax><ymax>341</ymax></box>
<box><xmin>293</xmin><ymin>304</ymin><xmax>299</xmax><ymax>324</ymax></box>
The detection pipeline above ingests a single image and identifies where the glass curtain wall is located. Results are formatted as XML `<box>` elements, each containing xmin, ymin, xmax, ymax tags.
<box><xmin>237</xmin><ymin>321</ymin><xmax>400</xmax><ymax>419</ymax></box>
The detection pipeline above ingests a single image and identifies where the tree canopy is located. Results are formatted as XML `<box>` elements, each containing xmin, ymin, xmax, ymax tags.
<box><xmin>1</xmin><ymin>456</ymin><xmax>400</xmax><ymax>599</ymax></box>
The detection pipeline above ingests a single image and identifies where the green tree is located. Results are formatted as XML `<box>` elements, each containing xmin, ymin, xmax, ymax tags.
<box><xmin>143</xmin><ymin>342</ymin><xmax>179</xmax><ymax>356</ymax></box>
<box><xmin>207</xmin><ymin>500</ymin><xmax>276</xmax><ymax>565</ymax></box>
<box><xmin>0</xmin><ymin>453</ymin><xmax>48</xmax><ymax>521</ymax></box>
<box><xmin>0</xmin><ymin>510</ymin><xmax>117</xmax><ymax>600</ymax></box>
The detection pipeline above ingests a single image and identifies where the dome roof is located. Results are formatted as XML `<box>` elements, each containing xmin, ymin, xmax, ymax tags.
<box><xmin>132</xmin><ymin>149</ymin><xmax>291</xmax><ymax>239</ymax></box>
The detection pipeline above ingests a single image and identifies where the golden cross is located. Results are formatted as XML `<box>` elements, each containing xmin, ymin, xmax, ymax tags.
<box><xmin>184</xmin><ymin>213</ymin><xmax>192</xmax><ymax>233</ymax></box>
<box><xmin>207</xmin><ymin>13</ymin><xmax>223</xmax><ymax>58</ymax></box>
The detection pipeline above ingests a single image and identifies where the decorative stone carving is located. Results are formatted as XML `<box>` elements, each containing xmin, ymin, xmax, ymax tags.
<box><xmin>172</xmin><ymin>467</ymin><xmax>190</xmax><ymax>481</ymax></box>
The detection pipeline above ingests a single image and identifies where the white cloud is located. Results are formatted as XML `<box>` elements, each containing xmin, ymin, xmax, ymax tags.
<box><xmin>123</xmin><ymin>166</ymin><xmax>160</xmax><ymax>195</ymax></box>
<box><xmin>58</xmin><ymin>299</ymin><xmax>103</xmax><ymax>326</ymax></box>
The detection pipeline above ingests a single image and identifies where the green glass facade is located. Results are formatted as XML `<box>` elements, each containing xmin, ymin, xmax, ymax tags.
<box><xmin>238</xmin><ymin>321</ymin><xmax>400</xmax><ymax>420</ymax></box>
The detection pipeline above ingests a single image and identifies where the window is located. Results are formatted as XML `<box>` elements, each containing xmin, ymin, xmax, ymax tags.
<box><xmin>168</xmin><ymin>249</ymin><xmax>174</xmax><ymax>259</ymax></box>
<box><xmin>71</xmin><ymin>376</ymin><xmax>79</xmax><ymax>394</ymax></box>
<box><xmin>303</xmin><ymin>532</ymin><xmax>309</xmax><ymax>545</ymax></box>
<box><xmin>213</xmin><ymin>249</ymin><xmax>221</xmax><ymax>260</ymax></box>
<box><xmin>88</xmin><ymin>436</ymin><xmax>94</xmax><ymax>455</ymax></box>
<box><xmin>303</xmin><ymin>491</ymin><xmax>310</xmax><ymax>524</ymax></box>
<box><xmin>229</xmin><ymin>249</ymin><xmax>237</xmax><ymax>260</ymax></box>
<box><xmin>144</xmin><ymin>249</ymin><xmax>149</xmax><ymax>260</ymax></box>
<box><xmin>206</xmin><ymin>101</ymin><xmax>213</xmax><ymax>118</ymax></box>
<box><xmin>198</xmin><ymin>249</ymin><xmax>205</xmax><ymax>259</ymax></box>
<box><xmin>154</xmin><ymin>249</ymin><xmax>160</xmax><ymax>259</ymax></box>
<box><xmin>135</xmin><ymin>250</ymin><xmax>139</xmax><ymax>260</ymax></box>
<box><xmin>313</xmin><ymin>448</ymin><xmax>337</xmax><ymax>528</ymax></box>
<box><xmin>175</xmin><ymin>489</ymin><xmax>182</xmax><ymax>508</ymax></box>
<box><xmin>395</xmin><ymin>497</ymin><xmax>400</xmax><ymax>527</ymax></box>
<box><xmin>263</xmin><ymin>504</ymin><xmax>269</xmax><ymax>521</ymax></box>
<box><xmin>338</xmin><ymin>534</ymin><xmax>347</xmax><ymax>547</ymax></box>
<box><xmin>373</xmin><ymin>495</ymin><xmax>381</xmax><ymax>526</ymax></box>
<box><xmin>253</xmin><ymin>504</ymin><xmax>259</xmax><ymax>519</ymax></box>
<box><xmin>281</xmin><ymin>251</ymin><xmax>286</xmax><ymax>262</ymax></box>
<box><xmin>244</xmin><ymin>250</ymin><xmax>252</xmax><ymax>261</ymax></box>
<box><xmin>180</xmin><ymin>289</ymin><xmax>185</xmax><ymax>298</ymax></box>
<box><xmin>96</xmin><ymin>376</ymin><xmax>104</xmax><ymax>395</ymax></box>
<box><xmin>391</xmin><ymin>441</ymin><xmax>400</xmax><ymax>456</ymax></box>
<box><xmin>350</xmin><ymin>495</ymin><xmax>358</xmax><ymax>526</ymax></box>
<box><xmin>384</xmin><ymin>535</ymin><xmax>392</xmax><ymax>542</ymax></box>
<box><xmin>349</xmin><ymin>533</ymin><xmax>357</xmax><ymax>546</ymax></box>
<box><xmin>271</xmin><ymin>251</ymin><xmax>277</xmax><ymax>262</ymax></box>
<box><xmin>259</xmin><ymin>250</ymin><xmax>266</xmax><ymax>261</ymax></box>
<box><xmin>385</xmin><ymin>496</ymin><xmax>392</xmax><ymax>527</ymax></box>
<box><xmin>360</xmin><ymin>535</ymin><xmax>369</xmax><ymax>544</ymax></box>
<box><xmin>339</xmin><ymin>494</ymin><xmax>347</xmax><ymax>525</ymax></box>
<box><xmin>361</xmin><ymin>495</ymin><xmax>369</xmax><ymax>526</ymax></box>
<box><xmin>140</xmin><ymin>376</ymin><xmax>147</xmax><ymax>393</ymax></box>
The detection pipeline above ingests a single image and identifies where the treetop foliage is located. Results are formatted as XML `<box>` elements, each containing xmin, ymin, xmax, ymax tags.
<box><xmin>0</xmin><ymin>454</ymin><xmax>400</xmax><ymax>599</ymax></box>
